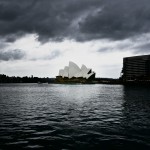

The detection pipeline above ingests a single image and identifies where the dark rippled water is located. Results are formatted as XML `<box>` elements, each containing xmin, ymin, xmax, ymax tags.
<box><xmin>0</xmin><ymin>84</ymin><xmax>150</xmax><ymax>150</ymax></box>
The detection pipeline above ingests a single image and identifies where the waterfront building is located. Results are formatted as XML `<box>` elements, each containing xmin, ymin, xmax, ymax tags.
<box><xmin>122</xmin><ymin>55</ymin><xmax>150</xmax><ymax>81</ymax></box>
<box><xmin>56</xmin><ymin>61</ymin><xmax>96</xmax><ymax>83</ymax></box>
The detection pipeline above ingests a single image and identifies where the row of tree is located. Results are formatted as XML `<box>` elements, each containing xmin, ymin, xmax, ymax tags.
<box><xmin>0</xmin><ymin>74</ymin><xmax>55</xmax><ymax>83</ymax></box>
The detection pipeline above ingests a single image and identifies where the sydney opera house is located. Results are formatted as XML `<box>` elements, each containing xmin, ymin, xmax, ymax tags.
<box><xmin>56</xmin><ymin>61</ymin><xmax>96</xmax><ymax>83</ymax></box>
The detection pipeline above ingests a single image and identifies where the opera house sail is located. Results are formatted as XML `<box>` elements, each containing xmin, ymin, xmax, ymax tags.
<box><xmin>56</xmin><ymin>61</ymin><xmax>96</xmax><ymax>83</ymax></box>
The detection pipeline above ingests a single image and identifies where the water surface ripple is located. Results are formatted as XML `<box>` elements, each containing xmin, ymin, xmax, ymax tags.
<box><xmin>0</xmin><ymin>84</ymin><xmax>150</xmax><ymax>149</ymax></box>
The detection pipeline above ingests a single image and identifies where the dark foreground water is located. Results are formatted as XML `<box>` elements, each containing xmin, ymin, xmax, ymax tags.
<box><xmin>0</xmin><ymin>84</ymin><xmax>150</xmax><ymax>150</ymax></box>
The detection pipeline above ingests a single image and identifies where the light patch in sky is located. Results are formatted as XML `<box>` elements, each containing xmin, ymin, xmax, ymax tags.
<box><xmin>0</xmin><ymin>34</ymin><xmax>134</xmax><ymax>78</ymax></box>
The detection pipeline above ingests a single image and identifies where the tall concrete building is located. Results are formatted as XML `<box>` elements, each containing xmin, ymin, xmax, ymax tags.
<box><xmin>122</xmin><ymin>55</ymin><xmax>150</xmax><ymax>80</ymax></box>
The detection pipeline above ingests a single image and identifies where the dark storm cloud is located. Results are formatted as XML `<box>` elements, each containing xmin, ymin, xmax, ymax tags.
<box><xmin>0</xmin><ymin>0</ymin><xmax>150</xmax><ymax>42</ymax></box>
<box><xmin>0</xmin><ymin>0</ymin><xmax>97</xmax><ymax>42</ymax></box>
<box><xmin>0</xmin><ymin>41</ymin><xmax>8</xmax><ymax>49</ymax></box>
<box><xmin>79</xmin><ymin>0</ymin><xmax>150</xmax><ymax>40</ymax></box>
<box><xmin>0</xmin><ymin>49</ymin><xmax>25</xmax><ymax>61</ymax></box>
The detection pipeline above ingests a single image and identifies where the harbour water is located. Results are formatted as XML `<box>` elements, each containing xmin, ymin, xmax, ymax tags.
<box><xmin>0</xmin><ymin>84</ymin><xmax>150</xmax><ymax>149</ymax></box>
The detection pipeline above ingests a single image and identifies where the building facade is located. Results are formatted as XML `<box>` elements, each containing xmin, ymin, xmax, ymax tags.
<box><xmin>56</xmin><ymin>61</ymin><xmax>96</xmax><ymax>83</ymax></box>
<box><xmin>122</xmin><ymin>55</ymin><xmax>150</xmax><ymax>80</ymax></box>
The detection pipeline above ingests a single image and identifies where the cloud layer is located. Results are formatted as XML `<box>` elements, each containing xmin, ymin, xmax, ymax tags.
<box><xmin>0</xmin><ymin>49</ymin><xmax>25</xmax><ymax>61</ymax></box>
<box><xmin>1</xmin><ymin>0</ymin><xmax>150</xmax><ymax>42</ymax></box>
<box><xmin>0</xmin><ymin>0</ymin><xmax>150</xmax><ymax>77</ymax></box>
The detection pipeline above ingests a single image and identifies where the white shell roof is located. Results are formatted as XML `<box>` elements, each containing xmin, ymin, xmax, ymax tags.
<box><xmin>63</xmin><ymin>66</ymin><xmax>69</xmax><ymax>77</ymax></box>
<box><xmin>81</xmin><ymin>64</ymin><xmax>87</xmax><ymax>70</ymax></box>
<box><xmin>59</xmin><ymin>69</ymin><xmax>64</xmax><ymax>76</ymax></box>
<box><xmin>69</xmin><ymin>61</ymin><xmax>81</xmax><ymax>78</ymax></box>
<box><xmin>58</xmin><ymin>61</ymin><xmax>95</xmax><ymax>79</ymax></box>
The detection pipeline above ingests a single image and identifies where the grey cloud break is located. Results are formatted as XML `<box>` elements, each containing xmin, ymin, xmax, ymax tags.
<box><xmin>0</xmin><ymin>49</ymin><xmax>25</xmax><ymax>61</ymax></box>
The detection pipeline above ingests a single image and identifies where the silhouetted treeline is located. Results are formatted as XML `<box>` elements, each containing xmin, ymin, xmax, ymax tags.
<box><xmin>95</xmin><ymin>78</ymin><xmax>122</xmax><ymax>84</ymax></box>
<box><xmin>0</xmin><ymin>74</ymin><xmax>55</xmax><ymax>83</ymax></box>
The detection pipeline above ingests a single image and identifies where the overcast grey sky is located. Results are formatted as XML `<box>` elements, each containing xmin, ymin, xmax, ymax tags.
<box><xmin>0</xmin><ymin>0</ymin><xmax>150</xmax><ymax>78</ymax></box>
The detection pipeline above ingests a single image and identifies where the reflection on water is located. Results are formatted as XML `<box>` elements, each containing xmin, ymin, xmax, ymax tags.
<box><xmin>121</xmin><ymin>86</ymin><xmax>150</xmax><ymax>147</ymax></box>
<box><xmin>0</xmin><ymin>84</ymin><xmax>150</xmax><ymax>149</ymax></box>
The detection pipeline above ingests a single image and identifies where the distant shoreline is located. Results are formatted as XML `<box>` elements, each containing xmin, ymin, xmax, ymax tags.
<box><xmin>1</xmin><ymin>74</ymin><xmax>150</xmax><ymax>86</ymax></box>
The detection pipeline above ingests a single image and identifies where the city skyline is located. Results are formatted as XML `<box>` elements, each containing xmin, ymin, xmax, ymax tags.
<box><xmin>0</xmin><ymin>0</ymin><xmax>150</xmax><ymax>78</ymax></box>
